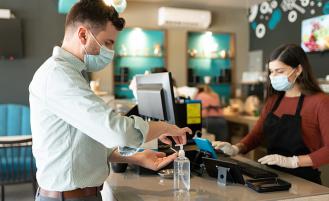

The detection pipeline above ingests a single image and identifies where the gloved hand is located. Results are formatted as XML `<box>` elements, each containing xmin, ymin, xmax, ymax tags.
<box><xmin>258</xmin><ymin>154</ymin><xmax>299</xmax><ymax>169</ymax></box>
<box><xmin>212</xmin><ymin>141</ymin><xmax>239</xmax><ymax>156</ymax></box>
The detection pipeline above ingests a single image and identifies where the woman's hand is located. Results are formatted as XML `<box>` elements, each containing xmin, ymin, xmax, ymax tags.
<box><xmin>258</xmin><ymin>154</ymin><xmax>299</xmax><ymax>168</ymax></box>
<box><xmin>212</xmin><ymin>141</ymin><xmax>239</xmax><ymax>156</ymax></box>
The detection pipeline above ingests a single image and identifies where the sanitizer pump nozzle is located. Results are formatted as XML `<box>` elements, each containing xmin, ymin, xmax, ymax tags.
<box><xmin>176</xmin><ymin>144</ymin><xmax>185</xmax><ymax>157</ymax></box>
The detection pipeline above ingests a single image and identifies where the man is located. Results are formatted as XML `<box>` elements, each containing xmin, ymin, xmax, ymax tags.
<box><xmin>29</xmin><ymin>0</ymin><xmax>191</xmax><ymax>200</ymax></box>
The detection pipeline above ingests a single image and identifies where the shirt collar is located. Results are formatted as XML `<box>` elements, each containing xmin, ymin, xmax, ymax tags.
<box><xmin>52</xmin><ymin>46</ymin><xmax>87</xmax><ymax>72</ymax></box>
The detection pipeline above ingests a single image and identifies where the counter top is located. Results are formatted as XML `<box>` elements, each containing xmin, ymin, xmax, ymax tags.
<box><xmin>102</xmin><ymin>156</ymin><xmax>329</xmax><ymax>201</ymax></box>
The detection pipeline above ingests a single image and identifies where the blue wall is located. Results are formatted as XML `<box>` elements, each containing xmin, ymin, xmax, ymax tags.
<box><xmin>113</xmin><ymin>28</ymin><xmax>165</xmax><ymax>99</ymax></box>
<box><xmin>187</xmin><ymin>32</ymin><xmax>233</xmax><ymax>103</ymax></box>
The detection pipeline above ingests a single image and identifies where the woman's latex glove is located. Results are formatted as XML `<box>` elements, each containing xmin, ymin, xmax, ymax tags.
<box><xmin>212</xmin><ymin>141</ymin><xmax>239</xmax><ymax>156</ymax></box>
<box><xmin>258</xmin><ymin>154</ymin><xmax>299</xmax><ymax>169</ymax></box>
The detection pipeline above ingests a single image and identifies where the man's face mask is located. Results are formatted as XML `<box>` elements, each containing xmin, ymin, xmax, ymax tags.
<box><xmin>270</xmin><ymin>69</ymin><xmax>297</xmax><ymax>91</ymax></box>
<box><xmin>84</xmin><ymin>31</ymin><xmax>115</xmax><ymax>72</ymax></box>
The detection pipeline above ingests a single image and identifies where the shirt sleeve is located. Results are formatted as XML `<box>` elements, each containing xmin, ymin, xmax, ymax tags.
<box><xmin>308</xmin><ymin>95</ymin><xmax>329</xmax><ymax>168</ymax></box>
<box><xmin>107</xmin><ymin>147</ymin><xmax>116</xmax><ymax>158</ymax></box>
<box><xmin>240</xmin><ymin>97</ymin><xmax>275</xmax><ymax>154</ymax></box>
<box><xmin>44</xmin><ymin>66</ymin><xmax>149</xmax><ymax>149</ymax></box>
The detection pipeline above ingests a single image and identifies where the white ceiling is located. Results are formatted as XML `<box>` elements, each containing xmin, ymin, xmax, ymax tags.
<box><xmin>127</xmin><ymin>0</ymin><xmax>267</xmax><ymax>8</ymax></box>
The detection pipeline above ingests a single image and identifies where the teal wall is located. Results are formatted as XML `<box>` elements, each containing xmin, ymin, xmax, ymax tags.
<box><xmin>114</xmin><ymin>57</ymin><xmax>164</xmax><ymax>80</ymax></box>
<box><xmin>187</xmin><ymin>32</ymin><xmax>233</xmax><ymax>104</ymax></box>
<box><xmin>113</xmin><ymin>28</ymin><xmax>165</xmax><ymax>99</ymax></box>
<box><xmin>58</xmin><ymin>0</ymin><xmax>77</xmax><ymax>14</ymax></box>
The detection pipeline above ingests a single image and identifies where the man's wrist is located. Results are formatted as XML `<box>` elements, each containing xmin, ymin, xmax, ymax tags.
<box><xmin>158</xmin><ymin>121</ymin><xmax>171</xmax><ymax>137</ymax></box>
<box><xmin>122</xmin><ymin>152</ymin><xmax>139</xmax><ymax>165</ymax></box>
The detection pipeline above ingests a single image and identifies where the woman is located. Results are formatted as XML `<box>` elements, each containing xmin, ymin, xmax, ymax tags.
<box><xmin>195</xmin><ymin>82</ymin><xmax>229</xmax><ymax>141</ymax></box>
<box><xmin>195</xmin><ymin>83</ymin><xmax>223</xmax><ymax>117</ymax></box>
<box><xmin>213</xmin><ymin>44</ymin><xmax>329</xmax><ymax>184</ymax></box>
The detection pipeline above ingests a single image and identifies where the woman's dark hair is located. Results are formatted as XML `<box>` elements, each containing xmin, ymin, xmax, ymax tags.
<box><xmin>266</xmin><ymin>44</ymin><xmax>323</xmax><ymax>99</ymax></box>
<box><xmin>65</xmin><ymin>0</ymin><xmax>125</xmax><ymax>32</ymax></box>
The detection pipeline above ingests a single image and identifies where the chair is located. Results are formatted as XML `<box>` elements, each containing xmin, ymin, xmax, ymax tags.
<box><xmin>0</xmin><ymin>104</ymin><xmax>31</xmax><ymax>137</ymax></box>
<box><xmin>0</xmin><ymin>104</ymin><xmax>36</xmax><ymax>201</ymax></box>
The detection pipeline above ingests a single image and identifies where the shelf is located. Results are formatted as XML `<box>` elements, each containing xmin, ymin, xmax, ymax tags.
<box><xmin>185</xmin><ymin>31</ymin><xmax>235</xmax><ymax>104</ymax></box>
<box><xmin>318</xmin><ymin>79</ymin><xmax>329</xmax><ymax>84</ymax></box>
<box><xmin>115</xmin><ymin>82</ymin><xmax>130</xmax><ymax>85</ymax></box>
<box><xmin>211</xmin><ymin>83</ymin><xmax>231</xmax><ymax>85</ymax></box>
<box><xmin>116</xmin><ymin>55</ymin><xmax>163</xmax><ymax>58</ymax></box>
<box><xmin>188</xmin><ymin>56</ymin><xmax>234</xmax><ymax>60</ymax></box>
<box><xmin>240</xmin><ymin>81</ymin><xmax>265</xmax><ymax>85</ymax></box>
<box><xmin>113</xmin><ymin>28</ymin><xmax>166</xmax><ymax>100</ymax></box>
<box><xmin>188</xmin><ymin>82</ymin><xmax>231</xmax><ymax>86</ymax></box>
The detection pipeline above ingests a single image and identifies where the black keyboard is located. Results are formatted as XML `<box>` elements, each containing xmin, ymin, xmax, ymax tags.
<box><xmin>218</xmin><ymin>156</ymin><xmax>278</xmax><ymax>179</ymax></box>
<box><xmin>237</xmin><ymin>162</ymin><xmax>278</xmax><ymax>179</ymax></box>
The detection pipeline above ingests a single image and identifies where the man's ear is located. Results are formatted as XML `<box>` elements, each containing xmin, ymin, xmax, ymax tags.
<box><xmin>77</xmin><ymin>26</ymin><xmax>88</xmax><ymax>45</ymax></box>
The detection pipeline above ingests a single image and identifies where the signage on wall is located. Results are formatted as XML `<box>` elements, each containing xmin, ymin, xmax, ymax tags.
<box><xmin>249</xmin><ymin>0</ymin><xmax>329</xmax><ymax>39</ymax></box>
<box><xmin>301</xmin><ymin>14</ymin><xmax>329</xmax><ymax>52</ymax></box>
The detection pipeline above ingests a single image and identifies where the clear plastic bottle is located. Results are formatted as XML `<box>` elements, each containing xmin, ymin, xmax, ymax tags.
<box><xmin>174</xmin><ymin>144</ymin><xmax>190</xmax><ymax>192</ymax></box>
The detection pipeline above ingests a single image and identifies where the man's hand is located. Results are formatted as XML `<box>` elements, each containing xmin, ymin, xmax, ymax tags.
<box><xmin>146</xmin><ymin>122</ymin><xmax>192</xmax><ymax>145</ymax></box>
<box><xmin>159</xmin><ymin>125</ymin><xmax>192</xmax><ymax>145</ymax></box>
<box><xmin>212</xmin><ymin>141</ymin><xmax>239</xmax><ymax>156</ymax></box>
<box><xmin>258</xmin><ymin>154</ymin><xmax>299</xmax><ymax>169</ymax></box>
<box><xmin>131</xmin><ymin>149</ymin><xmax>177</xmax><ymax>171</ymax></box>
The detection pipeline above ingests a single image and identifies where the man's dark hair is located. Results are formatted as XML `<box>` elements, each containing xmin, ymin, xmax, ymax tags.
<box><xmin>65</xmin><ymin>0</ymin><xmax>125</xmax><ymax>32</ymax></box>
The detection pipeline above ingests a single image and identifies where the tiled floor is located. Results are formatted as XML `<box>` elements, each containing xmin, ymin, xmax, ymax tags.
<box><xmin>2</xmin><ymin>183</ymin><xmax>34</xmax><ymax>201</ymax></box>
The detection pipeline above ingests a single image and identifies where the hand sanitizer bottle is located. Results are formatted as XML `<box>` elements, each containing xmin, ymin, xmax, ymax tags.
<box><xmin>174</xmin><ymin>144</ymin><xmax>190</xmax><ymax>192</ymax></box>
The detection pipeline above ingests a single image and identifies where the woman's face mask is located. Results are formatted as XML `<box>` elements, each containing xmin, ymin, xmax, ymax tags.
<box><xmin>269</xmin><ymin>61</ymin><xmax>300</xmax><ymax>92</ymax></box>
<box><xmin>84</xmin><ymin>31</ymin><xmax>115</xmax><ymax>72</ymax></box>
<box><xmin>270</xmin><ymin>69</ymin><xmax>296</xmax><ymax>91</ymax></box>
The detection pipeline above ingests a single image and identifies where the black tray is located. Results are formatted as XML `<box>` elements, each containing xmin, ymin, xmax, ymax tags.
<box><xmin>246</xmin><ymin>178</ymin><xmax>291</xmax><ymax>193</ymax></box>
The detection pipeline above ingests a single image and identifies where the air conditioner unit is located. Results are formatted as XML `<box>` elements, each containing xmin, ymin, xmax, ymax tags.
<box><xmin>158</xmin><ymin>7</ymin><xmax>211</xmax><ymax>29</ymax></box>
<box><xmin>0</xmin><ymin>9</ymin><xmax>11</xmax><ymax>19</ymax></box>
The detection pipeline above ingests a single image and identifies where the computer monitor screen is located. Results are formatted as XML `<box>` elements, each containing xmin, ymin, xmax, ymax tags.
<box><xmin>136</xmin><ymin>84</ymin><xmax>167</xmax><ymax>121</ymax></box>
<box><xmin>135</xmin><ymin>72</ymin><xmax>176</xmax><ymax>124</ymax></box>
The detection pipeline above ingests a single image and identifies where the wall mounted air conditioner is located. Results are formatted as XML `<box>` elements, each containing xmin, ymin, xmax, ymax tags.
<box><xmin>0</xmin><ymin>9</ymin><xmax>11</xmax><ymax>19</ymax></box>
<box><xmin>158</xmin><ymin>7</ymin><xmax>211</xmax><ymax>29</ymax></box>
